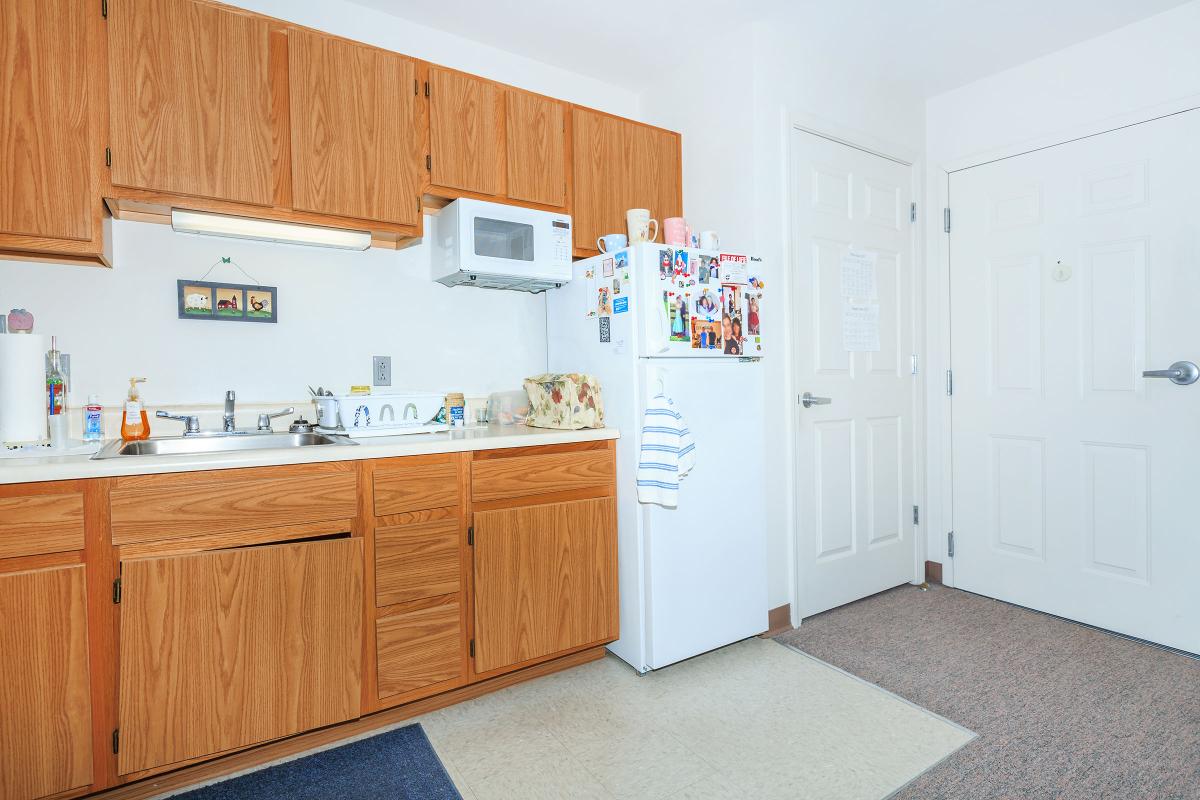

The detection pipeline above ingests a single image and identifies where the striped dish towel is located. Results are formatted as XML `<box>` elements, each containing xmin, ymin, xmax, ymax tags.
<box><xmin>636</xmin><ymin>393</ymin><xmax>696</xmax><ymax>507</ymax></box>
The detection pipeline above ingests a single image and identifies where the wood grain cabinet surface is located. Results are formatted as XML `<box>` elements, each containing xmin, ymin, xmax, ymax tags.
<box><xmin>472</xmin><ymin>496</ymin><xmax>618</xmax><ymax>675</ymax></box>
<box><xmin>506</xmin><ymin>88</ymin><xmax>568</xmax><ymax>208</ymax></box>
<box><xmin>0</xmin><ymin>564</ymin><xmax>93</xmax><ymax>800</ymax></box>
<box><xmin>375</xmin><ymin>518</ymin><xmax>461</xmax><ymax>607</ymax></box>
<box><xmin>0</xmin><ymin>0</ymin><xmax>109</xmax><ymax>265</ymax></box>
<box><xmin>116</xmin><ymin>537</ymin><xmax>363</xmax><ymax>775</ymax></box>
<box><xmin>429</xmin><ymin>66</ymin><xmax>505</xmax><ymax>199</ymax></box>
<box><xmin>571</xmin><ymin>106</ymin><xmax>682</xmax><ymax>257</ymax></box>
<box><xmin>288</xmin><ymin>29</ymin><xmax>424</xmax><ymax>227</ymax></box>
<box><xmin>376</xmin><ymin>596</ymin><xmax>463</xmax><ymax>699</ymax></box>
<box><xmin>107</xmin><ymin>0</ymin><xmax>283</xmax><ymax>207</ymax></box>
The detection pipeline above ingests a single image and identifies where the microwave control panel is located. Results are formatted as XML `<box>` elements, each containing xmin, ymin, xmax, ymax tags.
<box><xmin>551</xmin><ymin>218</ymin><xmax>572</xmax><ymax>265</ymax></box>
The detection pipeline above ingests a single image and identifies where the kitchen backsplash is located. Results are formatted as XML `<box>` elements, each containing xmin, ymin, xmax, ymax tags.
<box><xmin>0</xmin><ymin>218</ymin><xmax>547</xmax><ymax>410</ymax></box>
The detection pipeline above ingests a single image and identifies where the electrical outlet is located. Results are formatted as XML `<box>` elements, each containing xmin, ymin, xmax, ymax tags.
<box><xmin>373</xmin><ymin>356</ymin><xmax>392</xmax><ymax>387</ymax></box>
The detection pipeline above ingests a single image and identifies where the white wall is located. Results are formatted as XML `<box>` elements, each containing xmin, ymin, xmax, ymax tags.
<box><xmin>923</xmin><ymin>0</ymin><xmax>1200</xmax><ymax>575</ymax></box>
<box><xmin>0</xmin><ymin>220</ymin><xmax>547</xmax><ymax>406</ymax></box>
<box><xmin>0</xmin><ymin>0</ymin><xmax>639</xmax><ymax>410</ymax></box>
<box><xmin>639</xmin><ymin>20</ymin><xmax>927</xmax><ymax>614</ymax></box>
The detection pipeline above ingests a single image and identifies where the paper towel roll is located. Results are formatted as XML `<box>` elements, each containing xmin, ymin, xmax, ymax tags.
<box><xmin>0</xmin><ymin>334</ymin><xmax>49</xmax><ymax>446</ymax></box>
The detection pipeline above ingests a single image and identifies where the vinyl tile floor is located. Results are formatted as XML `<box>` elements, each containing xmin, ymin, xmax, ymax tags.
<box><xmin>413</xmin><ymin>637</ymin><xmax>975</xmax><ymax>800</ymax></box>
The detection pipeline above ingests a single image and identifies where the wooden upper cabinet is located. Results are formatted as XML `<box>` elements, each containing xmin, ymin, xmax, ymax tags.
<box><xmin>0</xmin><ymin>565</ymin><xmax>93</xmax><ymax>800</ymax></box>
<box><xmin>506</xmin><ymin>88</ymin><xmax>567</xmax><ymax>208</ymax></box>
<box><xmin>107</xmin><ymin>0</ymin><xmax>283</xmax><ymax>207</ymax></box>
<box><xmin>288</xmin><ymin>29</ymin><xmax>423</xmax><ymax>226</ymax></box>
<box><xmin>428</xmin><ymin>67</ymin><xmax>505</xmax><ymax>198</ymax></box>
<box><xmin>0</xmin><ymin>0</ymin><xmax>108</xmax><ymax>264</ymax></box>
<box><xmin>117</xmin><ymin>537</ymin><xmax>363</xmax><ymax>775</ymax></box>
<box><xmin>571</xmin><ymin>107</ymin><xmax>625</xmax><ymax>255</ymax></box>
<box><xmin>571</xmin><ymin>106</ymin><xmax>682</xmax><ymax>257</ymax></box>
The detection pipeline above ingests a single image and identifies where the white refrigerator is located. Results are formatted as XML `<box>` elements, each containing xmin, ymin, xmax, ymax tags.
<box><xmin>546</xmin><ymin>242</ymin><xmax>768</xmax><ymax>672</ymax></box>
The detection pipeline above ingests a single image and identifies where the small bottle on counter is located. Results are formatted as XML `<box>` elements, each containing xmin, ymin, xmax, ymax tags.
<box><xmin>121</xmin><ymin>377</ymin><xmax>151</xmax><ymax>441</ymax></box>
<box><xmin>83</xmin><ymin>394</ymin><xmax>104</xmax><ymax>442</ymax></box>
<box><xmin>444</xmin><ymin>392</ymin><xmax>465</xmax><ymax>428</ymax></box>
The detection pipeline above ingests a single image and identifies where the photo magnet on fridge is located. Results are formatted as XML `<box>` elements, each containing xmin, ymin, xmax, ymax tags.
<box><xmin>694</xmin><ymin>287</ymin><xmax>719</xmax><ymax>322</ymax></box>
<box><xmin>668</xmin><ymin>291</ymin><xmax>690</xmax><ymax>342</ymax></box>
<box><xmin>691</xmin><ymin>317</ymin><xmax>719</xmax><ymax>350</ymax></box>
<box><xmin>659</xmin><ymin>249</ymin><xmax>673</xmax><ymax>279</ymax></box>
<box><xmin>614</xmin><ymin>296</ymin><xmax>629</xmax><ymax>314</ymax></box>
<box><xmin>602</xmin><ymin>257</ymin><xmax>615</xmax><ymax>278</ymax></box>
<box><xmin>673</xmin><ymin>249</ymin><xmax>689</xmax><ymax>277</ymax></box>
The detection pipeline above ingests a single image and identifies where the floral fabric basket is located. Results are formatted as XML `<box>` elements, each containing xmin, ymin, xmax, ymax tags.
<box><xmin>524</xmin><ymin>373</ymin><xmax>605</xmax><ymax>430</ymax></box>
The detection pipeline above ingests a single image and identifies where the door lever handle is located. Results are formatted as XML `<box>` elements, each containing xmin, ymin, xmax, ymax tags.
<box><xmin>801</xmin><ymin>392</ymin><xmax>833</xmax><ymax>408</ymax></box>
<box><xmin>1142</xmin><ymin>361</ymin><xmax>1199</xmax><ymax>385</ymax></box>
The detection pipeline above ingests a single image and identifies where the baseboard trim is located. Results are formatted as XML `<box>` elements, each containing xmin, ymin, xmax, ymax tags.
<box><xmin>760</xmin><ymin>604</ymin><xmax>793</xmax><ymax>637</ymax></box>
<box><xmin>925</xmin><ymin>560</ymin><xmax>943</xmax><ymax>585</ymax></box>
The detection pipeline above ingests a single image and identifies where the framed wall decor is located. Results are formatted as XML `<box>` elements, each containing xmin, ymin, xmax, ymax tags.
<box><xmin>177</xmin><ymin>280</ymin><xmax>277</xmax><ymax>323</ymax></box>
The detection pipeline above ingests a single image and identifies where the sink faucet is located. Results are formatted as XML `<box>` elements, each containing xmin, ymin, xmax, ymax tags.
<box><xmin>223</xmin><ymin>390</ymin><xmax>236</xmax><ymax>432</ymax></box>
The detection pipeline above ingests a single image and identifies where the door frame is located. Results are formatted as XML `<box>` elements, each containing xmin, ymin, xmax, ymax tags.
<box><xmin>784</xmin><ymin>111</ymin><xmax>925</xmax><ymax>626</ymax></box>
<box><xmin>927</xmin><ymin>92</ymin><xmax>1200</xmax><ymax>589</ymax></box>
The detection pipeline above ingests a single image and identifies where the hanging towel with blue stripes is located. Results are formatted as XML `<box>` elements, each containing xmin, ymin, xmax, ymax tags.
<box><xmin>636</xmin><ymin>393</ymin><xmax>696</xmax><ymax>507</ymax></box>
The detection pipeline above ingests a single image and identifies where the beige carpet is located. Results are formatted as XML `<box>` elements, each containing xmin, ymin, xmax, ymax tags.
<box><xmin>777</xmin><ymin>584</ymin><xmax>1200</xmax><ymax>799</ymax></box>
<box><xmin>412</xmin><ymin>637</ymin><xmax>974</xmax><ymax>799</ymax></box>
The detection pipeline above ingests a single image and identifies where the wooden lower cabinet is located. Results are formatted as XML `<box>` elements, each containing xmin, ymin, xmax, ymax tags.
<box><xmin>116</xmin><ymin>537</ymin><xmax>363</xmax><ymax>775</ymax></box>
<box><xmin>377</xmin><ymin>596</ymin><xmax>463</xmax><ymax>699</ymax></box>
<box><xmin>472</xmin><ymin>496</ymin><xmax>619</xmax><ymax>675</ymax></box>
<box><xmin>0</xmin><ymin>564</ymin><xmax>93</xmax><ymax>800</ymax></box>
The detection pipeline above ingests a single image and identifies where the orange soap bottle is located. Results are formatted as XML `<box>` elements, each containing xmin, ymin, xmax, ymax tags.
<box><xmin>120</xmin><ymin>377</ymin><xmax>151</xmax><ymax>441</ymax></box>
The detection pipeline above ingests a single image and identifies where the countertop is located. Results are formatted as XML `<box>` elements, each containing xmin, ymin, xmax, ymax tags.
<box><xmin>0</xmin><ymin>425</ymin><xmax>619</xmax><ymax>485</ymax></box>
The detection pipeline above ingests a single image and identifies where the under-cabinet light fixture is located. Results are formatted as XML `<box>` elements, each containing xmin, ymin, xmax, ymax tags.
<box><xmin>170</xmin><ymin>209</ymin><xmax>372</xmax><ymax>251</ymax></box>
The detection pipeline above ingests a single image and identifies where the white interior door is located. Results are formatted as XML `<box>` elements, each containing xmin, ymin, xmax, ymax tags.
<box><xmin>949</xmin><ymin>110</ymin><xmax>1200</xmax><ymax>654</ymax></box>
<box><xmin>791</xmin><ymin>129</ymin><xmax>916</xmax><ymax>618</ymax></box>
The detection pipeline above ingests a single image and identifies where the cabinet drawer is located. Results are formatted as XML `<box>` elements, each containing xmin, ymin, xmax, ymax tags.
<box><xmin>375</xmin><ymin>519</ymin><xmax>460</xmax><ymax>607</ymax></box>
<box><xmin>0</xmin><ymin>493</ymin><xmax>85</xmax><ymax>559</ymax></box>
<box><xmin>471</xmin><ymin>446</ymin><xmax>614</xmax><ymax>503</ymax></box>
<box><xmin>377</xmin><ymin>596</ymin><xmax>462</xmax><ymax>699</ymax></box>
<box><xmin>373</xmin><ymin>458</ymin><xmax>460</xmax><ymax>517</ymax></box>
<box><xmin>109</xmin><ymin>463</ymin><xmax>357</xmax><ymax>545</ymax></box>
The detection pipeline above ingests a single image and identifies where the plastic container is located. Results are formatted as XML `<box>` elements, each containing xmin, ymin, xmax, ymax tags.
<box><xmin>486</xmin><ymin>390</ymin><xmax>531</xmax><ymax>426</ymax></box>
<box><xmin>83</xmin><ymin>395</ymin><xmax>103</xmax><ymax>442</ymax></box>
<box><xmin>315</xmin><ymin>392</ymin><xmax>443</xmax><ymax>435</ymax></box>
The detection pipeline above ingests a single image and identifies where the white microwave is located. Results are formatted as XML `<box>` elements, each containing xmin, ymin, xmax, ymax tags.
<box><xmin>431</xmin><ymin>198</ymin><xmax>573</xmax><ymax>292</ymax></box>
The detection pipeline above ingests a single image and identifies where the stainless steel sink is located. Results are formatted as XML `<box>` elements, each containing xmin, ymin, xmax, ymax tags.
<box><xmin>91</xmin><ymin>431</ymin><xmax>356</xmax><ymax>459</ymax></box>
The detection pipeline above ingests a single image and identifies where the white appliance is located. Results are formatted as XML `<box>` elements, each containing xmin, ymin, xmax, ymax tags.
<box><xmin>547</xmin><ymin>242</ymin><xmax>769</xmax><ymax>672</ymax></box>
<box><xmin>431</xmin><ymin>198</ymin><xmax>573</xmax><ymax>292</ymax></box>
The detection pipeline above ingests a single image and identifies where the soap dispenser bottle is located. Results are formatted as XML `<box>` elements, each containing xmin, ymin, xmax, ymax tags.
<box><xmin>121</xmin><ymin>377</ymin><xmax>150</xmax><ymax>441</ymax></box>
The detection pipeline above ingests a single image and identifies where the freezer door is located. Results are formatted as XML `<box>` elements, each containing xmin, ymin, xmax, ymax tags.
<box><xmin>639</xmin><ymin>358</ymin><xmax>769</xmax><ymax>668</ymax></box>
<box><xmin>635</xmin><ymin>242</ymin><xmax>765</xmax><ymax>359</ymax></box>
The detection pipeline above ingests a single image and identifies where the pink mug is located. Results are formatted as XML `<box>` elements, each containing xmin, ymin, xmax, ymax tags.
<box><xmin>664</xmin><ymin>217</ymin><xmax>692</xmax><ymax>247</ymax></box>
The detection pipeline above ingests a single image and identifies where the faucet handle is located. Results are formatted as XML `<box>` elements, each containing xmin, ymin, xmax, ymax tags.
<box><xmin>257</xmin><ymin>407</ymin><xmax>295</xmax><ymax>432</ymax></box>
<box><xmin>156</xmin><ymin>410</ymin><xmax>201</xmax><ymax>434</ymax></box>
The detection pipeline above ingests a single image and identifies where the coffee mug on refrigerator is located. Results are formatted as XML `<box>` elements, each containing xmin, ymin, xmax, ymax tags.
<box><xmin>597</xmin><ymin>233</ymin><xmax>628</xmax><ymax>253</ymax></box>
<box><xmin>626</xmin><ymin>209</ymin><xmax>659</xmax><ymax>243</ymax></box>
<box><xmin>663</xmin><ymin>217</ymin><xmax>692</xmax><ymax>247</ymax></box>
<box><xmin>699</xmin><ymin>230</ymin><xmax>720</xmax><ymax>250</ymax></box>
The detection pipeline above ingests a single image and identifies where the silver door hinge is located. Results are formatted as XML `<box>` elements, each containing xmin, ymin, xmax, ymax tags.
<box><xmin>943</xmin><ymin>208</ymin><xmax>951</xmax><ymax>233</ymax></box>
<box><xmin>945</xmin><ymin>369</ymin><xmax>954</xmax><ymax>396</ymax></box>
<box><xmin>909</xmin><ymin>202</ymin><xmax>917</xmax><ymax>223</ymax></box>
<box><xmin>911</xmin><ymin>354</ymin><xmax>919</xmax><ymax>375</ymax></box>
<box><xmin>947</xmin><ymin>531</ymin><xmax>955</xmax><ymax>558</ymax></box>
<box><xmin>913</xmin><ymin>505</ymin><xmax>920</xmax><ymax>525</ymax></box>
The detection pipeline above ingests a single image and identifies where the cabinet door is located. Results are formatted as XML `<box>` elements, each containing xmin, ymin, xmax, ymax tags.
<box><xmin>117</xmin><ymin>538</ymin><xmax>362</xmax><ymax>775</ymax></box>
<box><xmin>429</xmin><ymin>67</ymin><xmax>505</xmax><ymax>197</ymax></box>
<box><xmin>0</xmin><ymin>565</ymin><xmax>93</xmax><ymax>800</ymax></box>
<box><xmin>627</xmin><ymin>123</ymin><xmax>683</xmax><ymax>231</ymax></box>
<box><xmin>0</xmin><ymin>0</ymin><xmax>104</xmax><ymax>253</ymax></box>
<box><xmin>506</xmin><ymin>89</ymin><xmax>566</xmax><ymax>208</ymax></box>
<box><xmin>571</xmin><ymin>107</ymin><xmax>625</xmax><ymax>255</ymax></box>
<box><xmin>473</xmin><ymin>497</ymin><xmax>618</xmax><ymax>675</ymax></box>
<box><xmin>107</xmin><ymin>0</ymin><xmax>281</xmax><ymax>206</ymax></box>
<box><xmin>289</xmin><ymin>29</ymin><xmax>422</xmax><ymax>226</ymax></box>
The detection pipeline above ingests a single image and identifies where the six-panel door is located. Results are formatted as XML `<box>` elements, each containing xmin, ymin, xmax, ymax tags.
<box><xmin>472</xmin><ymin>496</ymin><xmax>618</xmax><ymax>675</ymax></box>
<box><xmin>116</xmin><ymin>537</ymin><xmax>363</xmax><ymax>775</ymax></box>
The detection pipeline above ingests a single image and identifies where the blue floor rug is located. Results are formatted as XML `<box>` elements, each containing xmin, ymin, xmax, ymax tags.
<box><xmin>174</xmin><ymin>724</ymin><xmax>462</xmax><ymax>800</ymax></box>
